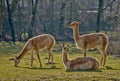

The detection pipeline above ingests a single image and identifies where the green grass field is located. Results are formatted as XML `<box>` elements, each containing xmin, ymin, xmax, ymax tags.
<box><xmin>0</xmin><ymin>41</ymin><xmax>120</xmax><ymax>81</ymax></box>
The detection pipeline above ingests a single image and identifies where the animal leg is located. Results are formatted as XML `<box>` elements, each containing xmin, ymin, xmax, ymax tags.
<box><xmin>83</xmin><ymin>49</ymin><xmax>87</xmax><ymax>57</ymax></box>
<box><xmin>98</xmin><ymin>45</ymin><xmax>107</xmax><ymax>66</ymax></box>
<box><xmin>51</xmin><ymin>51</ymin><xmax>54</xmax><ymax>64</ymax></box>
<box><xmin>98</xmin><ymin>47</ymin><xmax>103</xmax><ymax>66</ymax></box>
<box><xmin>100</xmin><ymin>56</ymin><xmax>103</xmax><ymax>66</ymax></box>
<box><xmin>31</xmin><ymin>50</ymin><xmax>34</xmax><ymax>66</ymax></box>
<box><xmin>36</xmin><ymin>49</ymin><xmax>42</xmax><ymax>68</ymax></box>
<box><xmin>101</xmin><ymin>49</ymin><xmax>107</xmax><ymax>66</ymax></box>
<box><xmin>47</xmin><ymin>48</ymin><xmax>53</xmax><ymax>64</ymax></box>
<box><xmin>101</xmin><ymin>43</ymin><xmax>107</xmax><ymax>66</ymax></box>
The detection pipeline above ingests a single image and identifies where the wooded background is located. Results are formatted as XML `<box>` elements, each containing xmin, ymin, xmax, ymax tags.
<box><xmin>0</xmin><ymin>0</ymin><xmax>120</xmax><ymax>41</ymax></box>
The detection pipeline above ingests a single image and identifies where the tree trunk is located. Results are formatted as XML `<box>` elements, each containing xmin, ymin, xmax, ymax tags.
<box><xmin>96</xmin><ymin>0</ymin><xmax>104</xmax><ymax>32</ymax></box>
<box><xmin>10</xmin><ymin>0</ymin><xmax>19</xmax><ymax>14</ymax></box>
<box><xmin>6</xmin><ymin>0</ymin><xmax>16</xmax><ymax>42</ymax></box>
<box><xmin>48</xmin><ymin>0</ymin><xmax>54</xmax><ymax>35</ymax></box>
<box><xmin>0</xmin><ymin>0</ymin><xmax>6</xmax><ymax>40</ymax></box>
<box><xmin>28</xmin><ymin>0</ymin><xmax>38</xmax><ymax>38</ymax></box>
<box><xmin>59</xmin><ymin>0</ymin><xmax>66</xmax><ymax>36</ymax></box>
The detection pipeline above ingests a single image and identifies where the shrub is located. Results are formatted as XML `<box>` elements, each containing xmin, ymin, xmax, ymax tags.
<box><xmin>107</xmin><ymin>41</ymin><xmax>120</xmax><ymax>55</ymax></box>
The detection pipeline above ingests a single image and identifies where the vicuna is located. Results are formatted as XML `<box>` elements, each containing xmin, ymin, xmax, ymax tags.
<box><xmin>14</xmin><ymin>34</ymin><xmax>55</xmax><ymax>68</ymax></box>
<box><xmin>62</xmin><ymin>44</ymin><xmax>99</xmax><ymax>70</ymax></box>
<box><xmin>69</xmin><ymin>21</ymin><xmax>108</xmax><ymax>66</ymax></box>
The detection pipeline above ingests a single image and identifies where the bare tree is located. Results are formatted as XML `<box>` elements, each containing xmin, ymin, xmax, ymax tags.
<box><xmin>6</xmin><ymin>0</ymin><xmax>15</xmax><ymax>42</ymax></box>
<box><xmin>96</xmin><ymin>0</ymin><xmax>104</xmax><ymax>32</ymax></box>
<box><xmin>48</xmin><ymin>0</ymin><xmax>55</xmax><ymax>35</ymax></box>
<box><xmin>28</xmin><ymin>0</ymin><xmax>38</xmax><ymax>38</ymax></box>
<box><xmin>0</xmin><ymin>0</ymin><xmax>6</xmax><ymax>40</ymax></box>
<box><xmin>0</xmin><ymin>0</ymin><xmax>119</xmax><ymax>41</ymax></box>
<box><xmin>59</xmin><ymin>0</ymin><xmax>66</xmax><ymax>36</ymax></box>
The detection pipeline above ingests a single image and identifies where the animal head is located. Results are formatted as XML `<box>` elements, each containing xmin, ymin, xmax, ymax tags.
<box><xmin>14</xmin><ymin>56</ymin><xmax>20</xmax><ymax>67</ymax></box>
<box><xmin>69</xmin><ymin>21</ymin><xmax>80</xmax><ymax>28</ymax></box>
<box><xmin>62</xmin><ymin>44</ymin><xmax>69</xmax><ymax>53</ymax></box>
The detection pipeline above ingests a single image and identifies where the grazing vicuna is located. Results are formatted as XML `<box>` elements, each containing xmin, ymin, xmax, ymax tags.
<box><xmin>62</xmin><ymin>44</ymin><xmax>99</xmax><ymax>70</ymax></box>
<box><xmin>14</xmin><ymin>34</ymin><xmax>55</xmax><ymax>68</ymax></box>
<box><xmin>69</xmin><ymin>21</ymin><xmax>108</xmax><ymax>66</ymax></box>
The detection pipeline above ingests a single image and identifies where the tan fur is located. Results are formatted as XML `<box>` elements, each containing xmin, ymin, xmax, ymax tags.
<box><xmin>69</xmin><ymin>21</ymin><xmax>108</xmax><ymax>66</ymax></box>
<box><xmin>62</xmin><ymin>44</ymin><xmax>99</xmax><ymax>70</ymax></box>
<box><xmin>14</xmin><ymin>34</ymin><xmax>55</xmax><ymax>68</ymax></box>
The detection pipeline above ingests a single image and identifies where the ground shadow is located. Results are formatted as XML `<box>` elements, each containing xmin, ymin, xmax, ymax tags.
<box><xmin>44</xmin><ymin>62</ymin><xmax>60</xmax><ymax>65</ymax></box>
<box><xmin>105</xmin><ymin>66</ymin><xmax>113</xmax><ymax>70</ymax></box>
<box><xmin>66</xmin><ymin>66</ymin><xmax>120</xmax><ymax>72</ymax></box>
<box><xmin>18</xmin><ymin>65</ymin><xmax>62</xmax><ymax>70</ymax></box>
<box><xmin>100</xmin><ymin>66</ymin><xmax>120</xmax><ymax>71</ymax></box>
<box><xmin>9</xmin><ymin>58</ymin><xmax>15</xmax><ymax>61</ymax></box>
<box><xmin>66</xmin><ymin>69</ymin><xmax>102</xmax><ymax>72</ymax></box>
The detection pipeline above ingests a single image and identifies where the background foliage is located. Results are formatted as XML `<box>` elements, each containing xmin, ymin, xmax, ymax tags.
<box><xmin>0</xmin><ymin>0</ymin><xmax>120</xmax><ymax>41</ymax></box>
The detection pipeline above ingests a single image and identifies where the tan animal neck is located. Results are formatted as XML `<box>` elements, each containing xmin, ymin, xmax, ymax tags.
<box><xmin>16</xmin><ymin>46</ymin><xmax>29</xmax><ymax>59</ymax></box>
<box><xmin>73</xmin><ymin>26</ymin><xmax>79</xmax><ymax>42</ymax></box>
<box><xmin>62</xmin><ymin>52</ymin><xmax>68</xmax><ymax>64</ymax></box>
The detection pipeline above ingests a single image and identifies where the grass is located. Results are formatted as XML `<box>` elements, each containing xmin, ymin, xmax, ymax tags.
<box><xmin>0</xmin><ymin>41</ymin><xmax>120</xmax><ymax>81</ymax></box>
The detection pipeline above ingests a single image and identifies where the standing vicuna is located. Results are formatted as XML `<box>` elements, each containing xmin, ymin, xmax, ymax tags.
<box><xmin>14</xmin><ymin>34</ymin><xmax>55</xmax><ymax>68</ymax></box>
<box><xmin>62</xmin><ymin>44</ymin><xmax>99</xmax><ymax>70</ymax></box>
<box><xmin>69</xmin><ymin>21</ymin><xmax>108</xmax><ymax>66</ymax></box>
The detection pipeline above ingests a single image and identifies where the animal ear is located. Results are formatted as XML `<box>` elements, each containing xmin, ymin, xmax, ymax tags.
<box><xmin>15</xmin><ymin>56</ymin><xmax>17</xmax><ymax>58</ymax></box>
<box><xmin>62</xmin><ymin>44</ymin><xmax>65</xmax><ymax>47</ymax></box>
<box><xmin>66</xmin><ymin>45</ymin><xmax>70</xmax><ymax>48</ymax></box>
<box><xmin>77</xmin><ymin>22</ymin><xmax>80</xmax><ymax>24</ymax></box>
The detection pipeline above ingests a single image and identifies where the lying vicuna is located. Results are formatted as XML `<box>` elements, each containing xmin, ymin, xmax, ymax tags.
<box><xmin>69</xmin><ymin>21</ymin><xmax>108</xmax><ymax>66</ymax></box>
<box><xmin>62</xmin><ymin>44</ymin><xmax>99</xmax><ymax>70</ymax></box>
<box><xmin>14</xmin><ymin>34</ymin><xmax>55</xmax><ymax>68</ymax></box>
